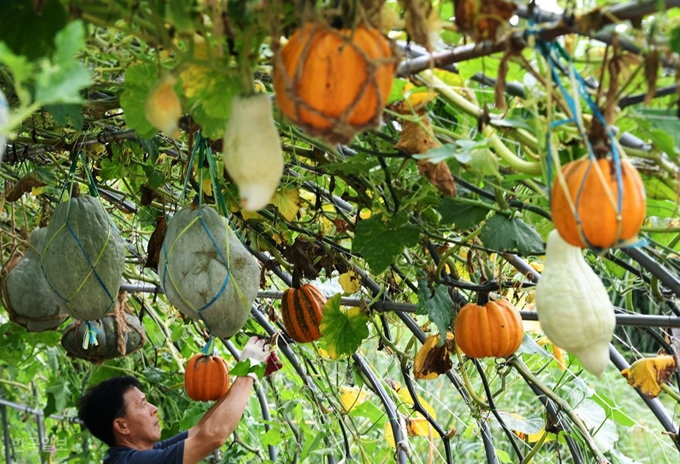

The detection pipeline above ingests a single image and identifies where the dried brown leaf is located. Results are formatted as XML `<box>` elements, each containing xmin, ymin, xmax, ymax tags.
<box><xmin>5</xmin><ymin>174</ymin><xmax>47</xmax><ymax>202</ymax></box>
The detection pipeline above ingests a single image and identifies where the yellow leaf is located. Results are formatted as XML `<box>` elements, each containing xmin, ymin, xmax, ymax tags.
<box><xmin>432</xmin><ymin>69</ymin><xmax>465</xmax><ymax>89</ymax></box>
<box><xmin>359</xmin><ymin>208</ymin><xmax>372</xmax><ymax>219</ymax></box>
<box><xmin>180</xmin><ymin>64</ymin><xmax>212</xmax><ymax>99</ymax></box>
<box><xmin>383</xmin><ymin>421</ymin><xmax>397</xmax><ymax>449</ymax></box>
<box><xmin>396</xmin><ymin>387</ymin><xmax>436</xmax><ymax>420</ymax></box>
<box><xmin>31</xmin><ymin>186</ymin><xmax>45</xmax><ymax>196</ymax></box>
<box><xmin>271</xmin><ymin>188</ymin><xmax>300</xmax><ymax>221</ymax></box>
<box><xmin>414</xmin><ymin>332</ymin><xmax>455</xmax><ymax>380</ymax></box>
<box><xmin>529</xmin><ymin>261</ymin><xmax>545</xmax><ymax>273</ymax></box>
<box><xmin>253</xmin><ymin>80</ymin><xmax>267</xmax><ymax>93</ymax></box>
<box><xmin>621</xmin><ymin>355</ymin><xmax>678</xmax><ymax>398</ymax></box>
<box><xmin>339</xmin><ymin>385</ymin><xmax>367</xmax><ymax>413</ymax></box>
<box><xmin>338</xmin><ymin>270</ymin><xmax>361</xmax><ymax>294</ymax></box>
<box><xmin>408</xmin><ymin>415</ymin><xmax>432</xmax><ymax>437</ymax></box>
<box><xmin>241</xmin><ymin>210</ymin><xmax>263</xmax><ymax>221</ymax></box>
<box><xmin>201</xmin><ymin>176</ymin><xmax>213</xmax><ymax>197</ymax></box>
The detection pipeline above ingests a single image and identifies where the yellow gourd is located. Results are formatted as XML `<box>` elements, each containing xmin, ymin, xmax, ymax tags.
<box><xmin>535</xmin><ymin>230</ymin><xmax>615</xmax><ymax>377</ymax></box>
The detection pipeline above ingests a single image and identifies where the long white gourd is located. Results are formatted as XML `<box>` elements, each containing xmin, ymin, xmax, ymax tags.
<box><xmin>223</xmin><ymin>93</ymin><xmax>284</xmax><ymax>211</ymax></box>
<box><xmin>535</xmin><ymin>230</ymin><xmax>616</xmax><ymax>377</ymax></box>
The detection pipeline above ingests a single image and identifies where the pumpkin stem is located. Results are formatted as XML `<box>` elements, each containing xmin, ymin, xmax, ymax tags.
<box><xmin>292</xmin><ymin>266</ymin><xmax>301</xmax><ymax>289</ymax></box>
<box><xmin>476</xmin><ymin>292</ymin><xmax>489</xmax><ymax>306</ymax></box>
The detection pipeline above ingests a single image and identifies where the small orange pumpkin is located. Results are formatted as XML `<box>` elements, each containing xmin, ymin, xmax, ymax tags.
<box><xmin>184</xmin><ymin>354</ymin><xmax>230</xmax><ymax>401</ymax></box>
<box><xmin>273</xmin><ymin>22</ymin><xmax>395</xmax><ymax>144</ymax></box>
<box><xmin>454</xmin><ymin>299</ymin><xmax>524</xmax><ymax>358</ymax></box>
<box><xmin>281</xmin><ymin>283</ymin><xmax>327</xmax><ymax>343</ymax></box>
<box><xmin>550</xmin><ymin>157</ymin><xmax>646</xmax><ymax>249</ymax></box>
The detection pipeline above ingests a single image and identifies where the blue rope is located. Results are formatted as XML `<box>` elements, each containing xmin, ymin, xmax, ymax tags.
<box><xmin>535</xmin><ymin>36</ymin><xmax>634</xmax><ymax>251</ymax></box>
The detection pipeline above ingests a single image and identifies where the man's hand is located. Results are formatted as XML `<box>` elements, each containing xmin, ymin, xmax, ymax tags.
<box><xmin>240</xmin><ymin>337</ymin><xmax>283</xmax><ymax>376</ymax></box>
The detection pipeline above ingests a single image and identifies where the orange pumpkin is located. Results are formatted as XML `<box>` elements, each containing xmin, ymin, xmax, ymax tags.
<box><xmin>184</xmin><ymin>354</ymin><xmax>230</xmax><ymax>401</ymax></box>
<box><xmin>281</xmin><ymin>283</ymin><xmax>327</xmax><ymax>343</ymax></box>
<box><xmin>454</xmin><ymin>299</ymin><xmax>524</xmax><ymax>358</ymax></box>
<box><xmin>273</xmin><ymin>22</ymin><xmax>395</xmax><ymax>144</ymax></box>
<box><xmin>550</xmin><ymin>157</ymin><xmax>646</xmax><ymax>249</ymax></box>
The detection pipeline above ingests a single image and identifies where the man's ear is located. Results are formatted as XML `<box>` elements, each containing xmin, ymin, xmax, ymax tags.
<box><xmin>113</xmin><ymin>417</ymin><xmax>129</xmax><ymax>436</ymax></box>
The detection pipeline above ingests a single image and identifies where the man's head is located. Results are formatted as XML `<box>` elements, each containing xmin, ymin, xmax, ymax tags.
<box><xmin>78</xmin><ymin>376</ymin><xmax>160</xmax><ymax>448</ymax></box>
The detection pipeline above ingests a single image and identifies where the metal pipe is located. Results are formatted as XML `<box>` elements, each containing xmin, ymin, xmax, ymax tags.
<box><xmin>1</xmin><ymin>403</ymin><xmax>11</xmax><ymax>464</ymax></box>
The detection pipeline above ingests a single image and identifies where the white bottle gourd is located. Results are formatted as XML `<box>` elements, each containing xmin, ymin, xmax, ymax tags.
<box><xmin>535</xmin><ymin>230</ymin><xmax>616</xmax><ymax>377</ymax></box>
<box><xmin>223</xmin><ymin>93</ymin><xmax>284</xmax><ymax>211</ymax></box>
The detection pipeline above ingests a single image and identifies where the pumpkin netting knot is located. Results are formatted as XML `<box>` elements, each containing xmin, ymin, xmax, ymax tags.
<box><xmin>273</xmin><ymin>21</ymin><xmax>397</xmax><ymax>145</ymax></box>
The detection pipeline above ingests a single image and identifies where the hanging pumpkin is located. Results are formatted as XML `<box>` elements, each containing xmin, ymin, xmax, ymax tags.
<box><xmin>159</xmin><ymin>205</ymin><xmax>259</xmax><ymax>339</ymax></box>
<box><xmin>61</xmin><ymin>294</ymin><xmax>145</xmax><ymax>362</ymax></box>
<box><xmin>454</xmin><ymin>298</ymin><xmax>524</xmax><ymax>358</ymax></box>
<box><xmin>3</xmin><ymin>228</ymin><xmax>69</xmax><ymax>332</ymax></box>
<box><xmin>41</xmin><ymin>195</ymin><xmax>126</xmax><ymax>321</ymax></box>
<box><xmin>184</xmin><ymin>354</ymin><xmax>231</xmax><ymax>401</ymax></box>
<box><xmin>273</xmin><ymin>22</ymin><xmax>396</xmax><ymax>145</ymax></box>
<box><xmin>281</xmin><ymin>283</ymin><xmax>327</xmax><ymax>343</ymax></box>
<box><xmin>550</xmin><ymin>157</ymin><xmax>646</xmax><ymax>249</ymax></box>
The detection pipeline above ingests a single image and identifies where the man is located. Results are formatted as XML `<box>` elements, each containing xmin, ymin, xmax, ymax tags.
<box><xmin>77</xmin><ymin>337</ymin><xmax>280</xmax><ymax>464</ymax></box>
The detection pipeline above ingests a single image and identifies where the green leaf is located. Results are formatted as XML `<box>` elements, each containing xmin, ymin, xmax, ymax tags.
<box><xmin>671</xmin><ymin>26</ymin><xmax>680</xmax><ymax>55</ymax></box>
<box><xmin>0</xmin><ymin>0</ymin><xmax>68</xmax><ymax>60</ymax></box>
<box><xmin>35</xmin><ymin>21</ymin><xmax>91</xmax><ymax>105</ymax></box>
<box><xmin>231</xmin><ymin>359</ymin><xmax>265</xmax><ymax>379</ymax></box>
<box><xmin>480</xmin><ymin>214</ymin><xmax>544</xmax><ymax>255</ymax></box>
<box><xmin>386</xmin><ymin>78</ymin><xmax>408</xmax><ymax>105</ymax></box>
<box><xmin>143</xmin><ymin>165</ymin><xmax>165</xmax><ymax>189</ymax></box>
<box><xmin>0</xmin><ymin>43</ymin><xmax>33</xmax><ymax>89</ymax></box>
<box><xmin>648</xmin><ymin>129</ymin><xmax>677</xmax><ymax>160</ymax></box>
<box><xmin>120</xmin><ymin>63</ymin><xmax>159</xmax><ymax>139</ymax></box>
<box><xmin>45</xmin><ymin>377</ymin><xmax>71</xmax><ymax>418</ymax></box>
<box><xmin>352</xmin><ymin>212</ymin><xmax>420</xmax><ymax>274</ymax></box>
<box><xmin>319</xmin><ymin>294</ymin><xmax>369</xmax><ymax>360</ymax></box>
<box><xmin>417</xmin><ymin>281</ymin><xmax>453</xmax><ymax>342</ymax></box>
<box><xmin>349</xmin><ymin>401</ymin><xmax>386</xmax><ymax>427</ymax></box>
<box><xmin>591</xmin><ymin>394</ymin><xmax>636</xmax><ymax>428</ymax></box>
<box><xmin>439</xmin><ymin>197</ymin><xmax>490</xmax><ymax>230</ymax></box>
<box><xmin>45</xmin><ymin>103</ymin><xmax>83</xmax><ymax>130</ymax></box>
<box><xmin>188</xmin><ymin>101</ymin><xmax>226</xmax><ymax>140</ymax></box>
<box><xmin>165</xmin><ymin>0</ymin><xmax>196</xmax><ymax>33</ymax></box>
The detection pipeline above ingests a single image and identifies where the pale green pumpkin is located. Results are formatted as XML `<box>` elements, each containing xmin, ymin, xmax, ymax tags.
<box><xmin>61</xmin><ymin>312</ymin><xmax>145</xmax><ymax>361</ymax></box>
<box><xmin>159</xmin><ymin>205</ymin><xmax>259</xmax><ymax>338</ymax></box>
<box><xmin>6</xmin><ymin>228</ymin><xmax>69</xmax><ymax>332</ymax></box>
<box><xmin>41</xmin><ymin>196</ymin><xmax>125</xmax><ymax>321</ymax></box>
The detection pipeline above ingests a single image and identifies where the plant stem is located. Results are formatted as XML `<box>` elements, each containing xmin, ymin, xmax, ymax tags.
<box><xmin>455</xmin><ymin>347</ymin><xmax>490</xmax><ymax>409</ymax></box>
<box><xmin>520</xmin><ymin>430</ymin><xmax>549</xmax><ymax>464</ymax></box>
<box><xmin>660</xmin><ymin>383</ymin><xmax>680</xmax><ymax>403</ymax></box>
<box><xmin>510</xmin><ymin>358</ymin><xmax>607</xmax><ymax>462</ymax></box>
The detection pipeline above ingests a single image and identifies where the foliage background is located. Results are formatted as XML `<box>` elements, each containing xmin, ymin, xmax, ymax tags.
<box><xmin>1</xmin><ymin>0</ymin><xmax>680</xmax><ymax>463</ymax></box>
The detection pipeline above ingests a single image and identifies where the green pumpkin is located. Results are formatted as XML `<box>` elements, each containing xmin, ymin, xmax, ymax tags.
<box><xmin>159</xmin><ymin>206</ymin><xmax>259</xmax><ymax>338</ymax></box>
<box><xmin>5</xmin><ymin>228</ymin><xmax>69</xmax><ymax>332</ymax></box>
<box><xmin>61</xmin><ymin>312</ymin><xmax>145</xmax><ymax>361</ymax></box>
<box><xmin>41</xmin><ymin>196</ymin><xmax>125</xmax><ymax>321</ymax></box>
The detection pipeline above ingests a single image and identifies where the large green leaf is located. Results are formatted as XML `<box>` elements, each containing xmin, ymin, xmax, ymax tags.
<box><xmin>352</xmin><ymin>212</ymin><xmax>421</xmax><ymax>274</ymax></box>
<box><xmin>120</xmin><ymin>63</ymin><xmax>159</xmax><ymax>139</ymax></box>
<box><xmin>319</xmin><ymin>294</ymin><xmax>369</xmax><ymax>360</ymax></box>
<box><xmin>417</xmin><ymin>280</ymin><xmax>453</xmax><ymax>342</ymax></box>
<box><xmin>35</xmin><ymin>21</ymin><xmax>91</xmax><ymax>105</ymax></box>
<box><xmin>439</xmin><ymin>197</ymin><xmax>490</xmax><ymax>230</ymax></box>
<box><xmin>480</xmin><ymin>214</ymin><xmax>544</xmax><ymax>255</ymax></box>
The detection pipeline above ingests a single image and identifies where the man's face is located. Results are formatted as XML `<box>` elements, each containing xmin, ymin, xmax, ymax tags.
<box><xmin>120</xmin><ymin>387</ymin><xmax>161</xmax><ymax>446</ymax></box>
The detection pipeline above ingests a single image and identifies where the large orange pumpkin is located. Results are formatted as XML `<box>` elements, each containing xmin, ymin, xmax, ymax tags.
<box><xmin>184</xmin><ymin>354</ymin><xmax>230</xmax><ymax>401</ymax></box>
<box><xmin>550</xmin><ymin>157</ymin><xmax>646</xmax><ymax>249</ymax></box>
<box><xmin>454</xmin><ymin>299</ymin><xmax>524</xmax><ymax>358</ymax></box>
<box><xmin>281</xmin><ymin>283</ymin><xmax>327</xmax><ymax>343</ymax></box>
<box><xmin>273</xmin><ymin>22</ymin><xmax>395</xmax><ymax>145</ymax></box>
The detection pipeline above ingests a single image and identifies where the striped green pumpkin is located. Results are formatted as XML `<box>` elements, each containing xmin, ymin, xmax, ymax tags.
<box><xmin>281</xmin><ymin>284</ymin><xmax>327</xmax><ymax>343</ymax></box>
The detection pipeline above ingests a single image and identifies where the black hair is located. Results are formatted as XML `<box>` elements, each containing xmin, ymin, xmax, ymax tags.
<box><xmin>77</xmin><ymin>376</ymin><xmax>142</xmax><ymax>447</ymax></box>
